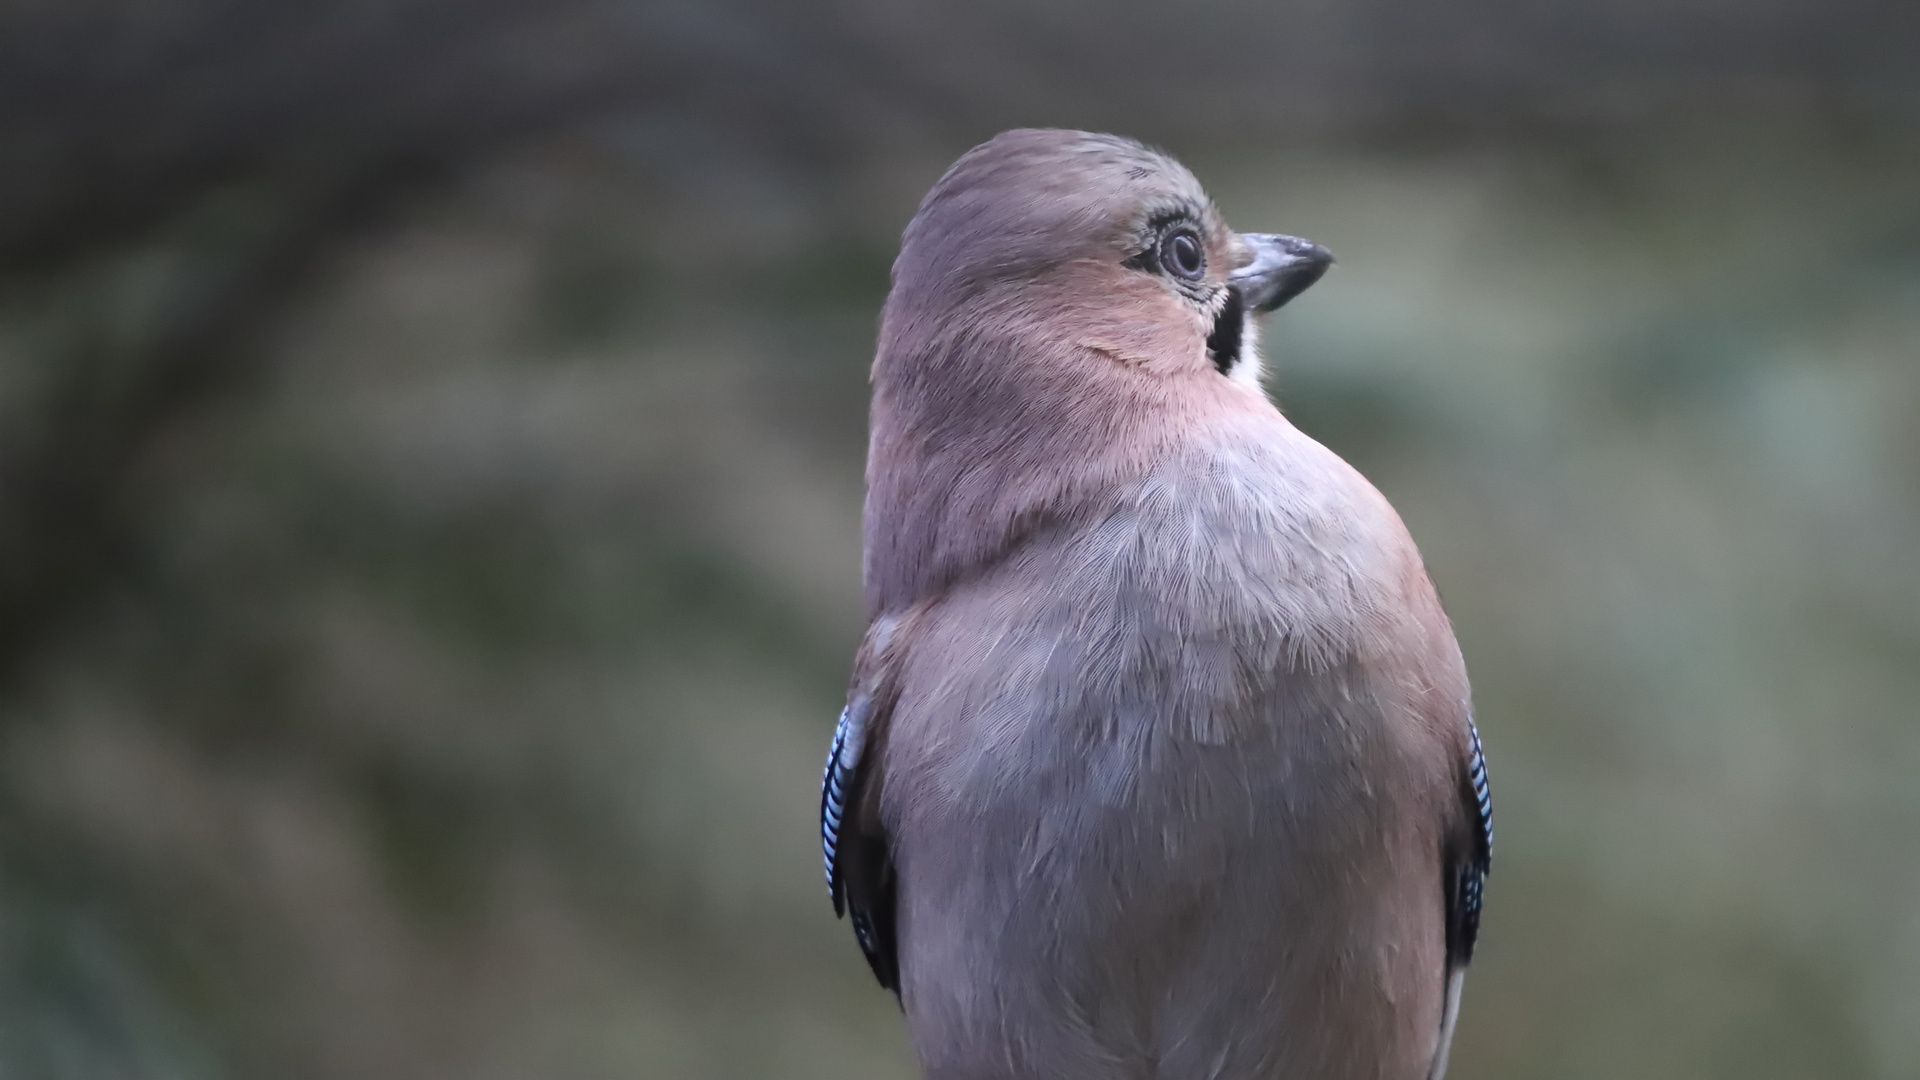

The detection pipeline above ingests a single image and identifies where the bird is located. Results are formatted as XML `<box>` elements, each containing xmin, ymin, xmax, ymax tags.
<box><xmin>820</xmin><ymin>129</ymin><xmax>1491</xmax><ymax>1080</ymax></box>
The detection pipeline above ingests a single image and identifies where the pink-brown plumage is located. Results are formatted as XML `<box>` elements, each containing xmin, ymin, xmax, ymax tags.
<box><xmin>824</xmin><ymin>129</ymin><xmax>1489</xmax><ymax>1080</ymax></box>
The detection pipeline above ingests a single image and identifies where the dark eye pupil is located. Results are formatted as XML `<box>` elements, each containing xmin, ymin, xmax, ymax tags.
<box><xmin>1161</xmin><ymin>232</ymin><xmax>1203</xmax><ymax>279</ymax></box>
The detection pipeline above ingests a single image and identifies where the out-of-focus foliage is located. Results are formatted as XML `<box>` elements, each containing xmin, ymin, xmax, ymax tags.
<box><xmin>0</xmin><ymin>2</ymin><xmax>1917</xmax><ymax>1078</ymax></box>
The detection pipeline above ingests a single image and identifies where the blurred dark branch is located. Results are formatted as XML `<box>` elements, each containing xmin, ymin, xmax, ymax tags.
<box><xmin>0</xmin><ymin>0</ymin><xmax>747</xmax><ymax>696</ymax></box>
<box><xmin>0</xmin><ymin>163</ymin><xmax>436</xmax><ymax>696</ymax></box>
<box><xmin>0</xmin><ymin>0</ymin><xmax>665</xmax><ymax>273</ymax></box>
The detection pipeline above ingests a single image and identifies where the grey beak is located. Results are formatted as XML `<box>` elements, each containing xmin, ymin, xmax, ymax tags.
<box><xmin>1230</xmin><ymin>234</ymin><xmax>1334</xmax><ymax>313</ymax></box>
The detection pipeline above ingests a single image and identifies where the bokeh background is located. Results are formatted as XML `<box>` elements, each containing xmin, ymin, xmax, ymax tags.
<box><xmin>2</xmin><ymin>2</ymin><xmax>1918</xmax><ymax>1077</ymax></box>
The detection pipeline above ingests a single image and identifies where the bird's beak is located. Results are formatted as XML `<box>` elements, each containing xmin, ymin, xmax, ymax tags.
<box><xmin>1230</xmin><ymin>234</ymin><xmax>1334</xmax><ymax>313</ymax></box>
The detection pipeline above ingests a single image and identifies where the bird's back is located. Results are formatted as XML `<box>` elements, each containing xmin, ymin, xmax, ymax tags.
<box><xmin>878</xmin><ymin>416</ymin><xmax>1469</xmax><ymax>1080</ymax></box>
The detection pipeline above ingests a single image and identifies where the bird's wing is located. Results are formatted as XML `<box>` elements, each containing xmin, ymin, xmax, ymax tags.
<box><xmin>821</xmin><ymin>616</ymin><xmax>911</xmax><ymax>994</ymax></box>
<box><xmin>1449</xmin><ymin>715</ymin><xmax>1493</xmax><ymax>966</ymax></box>
<box><xmin>821</xmin><ymin>696</ymin><xmax>897</xmax><ymax>990</ymax></box>
<box><xmin>1429</xmin><ymin>713</ymin><xmax>1493</xmax><ymax>1080</ymax></box>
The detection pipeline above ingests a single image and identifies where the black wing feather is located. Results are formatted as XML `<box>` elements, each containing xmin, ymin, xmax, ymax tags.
<box><xmin>1445</xmin><ymin>715</ymin><xmax>1493</xmax><ymax>968</ymax></box>
<box><xmin>820</xmin><ymin>703</ymin><xmax>900</xmax><ymax>992</ymax></box>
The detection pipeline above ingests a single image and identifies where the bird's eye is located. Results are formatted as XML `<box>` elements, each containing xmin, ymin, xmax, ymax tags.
<box><xmin>1158</xmin><ymin>231</ymin><xmax>1205</xmax><ymax>280</ymax></box>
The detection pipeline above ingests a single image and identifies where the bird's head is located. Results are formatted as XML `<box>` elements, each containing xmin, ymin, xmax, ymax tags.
<box><xmin>864</xmin><ymin>129</ymin><xmax>1332</xmax><ymax>612</ymax></box>
<box><xmin>878</xmin><ymin>128</ymin><xmax>1331</xmax><ymax>389</ymax></box>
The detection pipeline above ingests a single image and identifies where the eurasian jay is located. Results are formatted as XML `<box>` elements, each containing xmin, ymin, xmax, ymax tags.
<box><xmin>821</xmin><ymin>129</ymin><xmax>1491</xmax><ymax>1080</ymax></box>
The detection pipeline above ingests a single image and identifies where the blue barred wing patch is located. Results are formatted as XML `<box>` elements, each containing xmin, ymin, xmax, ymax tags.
<box><xmin>1454</xmin><ymin>714</ymin><xmax>1493</xmax><ymax>966</ymax></box>
<box><xmin>819</xmin><ymin>696</ymin><xmax>899</xmax><ymax>992</ymax></box>
<box><xmin>820</xmin><ymin>706</ymin><xmax>862</xmax><ymax>900</ymax></box>
<box><xmin>1467</xmin><ymin>715</ymin><xmax>1492</xmax><ymax>865</ymax></box>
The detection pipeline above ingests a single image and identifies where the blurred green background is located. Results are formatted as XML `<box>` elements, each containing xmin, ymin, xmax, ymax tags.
<box><xmin>1</xmin><ymin>2</ymin><xmax>1917</xmax><ymax>1077</ymax></box>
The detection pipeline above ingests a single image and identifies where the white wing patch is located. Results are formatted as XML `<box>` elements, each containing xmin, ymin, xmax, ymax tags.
<box><xmin>1427</xmin><ymin>968</ymin><xmax>1467</xmax><ymax>1080</ymax></box>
